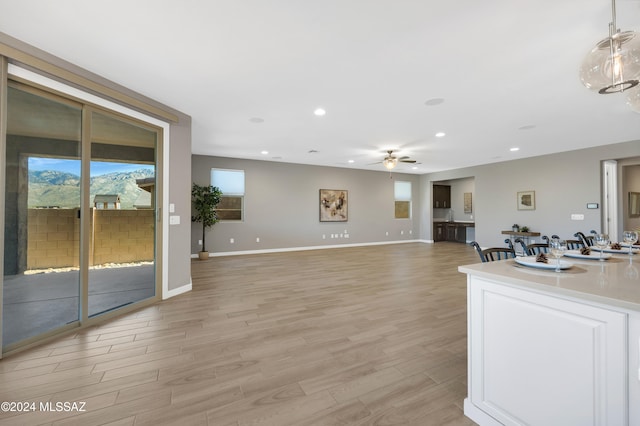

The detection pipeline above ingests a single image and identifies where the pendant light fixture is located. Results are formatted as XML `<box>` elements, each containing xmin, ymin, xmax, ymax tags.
<box><xmin>579</xmin><ymin>0</ymin><xmax>640</xmax><ymax>94</ymax></box>
<box><xmin>627</xmin><ymin>87</ymin><xmax>640</xmax><ymax>112</ymax></box>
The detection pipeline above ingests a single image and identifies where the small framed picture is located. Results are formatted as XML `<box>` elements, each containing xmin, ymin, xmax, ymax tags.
<box><xmin>517</xmin><ymin>190</ymin><xmax>535</xmax><ymax>210</ymax></box>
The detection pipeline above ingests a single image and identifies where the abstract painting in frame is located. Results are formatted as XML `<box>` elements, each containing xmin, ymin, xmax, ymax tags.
<box><xmin>517</xmin><ymin>190</ymin><xmax>535</xmax><ymax>210</ymax></box>
<box><xmin>320</xmin><ymin>189</ymin><xmax>348</xmax><ymax>222</ymax></box>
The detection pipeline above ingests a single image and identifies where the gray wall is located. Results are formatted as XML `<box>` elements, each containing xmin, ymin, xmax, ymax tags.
<box><xmin>193</xmin><ymin>142</ymin><xmax>640</xmax><ymax>255</ymax></box>
<box><xmin>191</xmin><ymin>156</ymin><xmax>421</xmax><ymax>254</ymax></box>
<box><xmin>421</xmin><ymin>141</ymin><xmax>640</xmax><ymax>247</ymax></box>
<box><xmin>167</xmin><ymin>116</ymin><xmax>192</xmax><ymax>291</ymax></box>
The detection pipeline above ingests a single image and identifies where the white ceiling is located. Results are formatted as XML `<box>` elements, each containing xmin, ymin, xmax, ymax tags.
<box><xmin>1</xmin><ymin>0</ymin><xmax>639</xmax><ymax>174</ymax></box>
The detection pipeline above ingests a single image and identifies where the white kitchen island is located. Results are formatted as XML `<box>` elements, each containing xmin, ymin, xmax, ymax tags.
<box><xmin>459</xmin><ymin>255</ymin><xmax>640</xmax><ymax>426</ymax></box>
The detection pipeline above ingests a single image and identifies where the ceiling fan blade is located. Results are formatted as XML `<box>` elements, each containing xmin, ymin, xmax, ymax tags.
<box><xmin>397</xmin><ymin>156</ymin><xmax>410</xmax><ymax>160</ymax></box>
<box><xmin>400</xmin><ymin>159</ymin><xmax>416</xmax><ymax>163</ymax></box>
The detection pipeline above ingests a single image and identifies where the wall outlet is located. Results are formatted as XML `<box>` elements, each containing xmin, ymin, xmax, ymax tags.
<box><xmin>385</xmin><ymin>231</ymin><xmax>389</xmax><ymax>236</ymax></box>
<box><xmin>256</xmin><ymin>237</ymin><xmax>260</xmax><ymax>243</ymax></box>
<box><xmin>230</xmin><ymin>238</ymin><xmax>234</xmax><ymax>243</ymax></box>
<box><xmin>322</xmin><ymin>234</ymin><xmax>326</xmax><ymax>239</ymax></box>
<box><xmin>401</xmin><ymin>230</ymin><xmax>404</xmax><ymax>235</ymax></box>
<box><xmin>198</xmin><ymin>240</ymin><xmax>202</xmax><ymax>245</ymax></box>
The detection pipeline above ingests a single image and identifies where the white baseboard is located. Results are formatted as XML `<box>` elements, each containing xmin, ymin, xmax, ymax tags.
<box><xmin>191</xmin><ymin>239</ymin><xmax>428</xmax><ymax>258</ymax></box>
<box><xmin>163</xmin><ymin>279</ymin><xmax>192</xmax><ymax>299</ymax></box>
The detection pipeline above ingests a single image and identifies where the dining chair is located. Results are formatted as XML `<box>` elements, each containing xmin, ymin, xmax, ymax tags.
<box><xmin>566</xmin><ymin>239</ymin><xmax>585</xmax><ymax>250</ymax></box>
<box><xmin>470</xmin><ymin>241</ymin><xmax>516</xmax><ymax>263</ymax></box>
<box><xmin>504</xmin><ymin>238</ymin><xmax>515</xmax><ymax>251</ymax></box>
<box><xmin>514</xmin><ymin>237</ymin><xmax>549</xmax><ymax>256</ymax></box>
<box><xmin>574</xmin><ymin>231</ymin><xmax>594</xmax><ymax>247</ymax></box>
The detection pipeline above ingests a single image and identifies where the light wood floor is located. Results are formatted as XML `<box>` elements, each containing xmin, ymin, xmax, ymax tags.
<box><xmin>0</xmin><ymin>242</ymin><xmax>479</xmax><ymax>425</ymax></box>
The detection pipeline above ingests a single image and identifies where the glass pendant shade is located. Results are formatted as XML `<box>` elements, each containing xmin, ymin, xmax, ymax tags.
<box><xmin>580</xmin><ymin>30</ymin><xmax>640</xmax><ymax>94</ymax></box>
<box><xmin>383</xmin><ymin>157</ymin><xmax>397</xmax><ymax>170</ymax></box>
<box><xmin>626</xmin><ymin>87</ymin><xmax>640</xmax><ymax>112</ymax></box>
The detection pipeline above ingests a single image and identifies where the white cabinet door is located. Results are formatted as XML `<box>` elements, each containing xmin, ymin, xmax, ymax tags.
<box><xmin>630</xmin><ymin>314</ymin><xmax>640</xmax><ymax>426</ymax></box>
<box><xmin>468</xmin><ymin>277</ymin><xmax>627</xmax><ymax>426</ymax></box>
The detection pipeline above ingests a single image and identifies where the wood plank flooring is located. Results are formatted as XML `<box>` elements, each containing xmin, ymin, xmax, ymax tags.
<box><xmin>0</xmin><ymin>242</ymin><xmax>479</xmax><ymax>425</ymax></box>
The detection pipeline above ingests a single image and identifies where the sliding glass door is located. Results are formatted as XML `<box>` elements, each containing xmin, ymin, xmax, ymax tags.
<box><xmin>2</xmin><ymin>82</ymin><xmax>161</xmax><ymax>351</ymax></box>
<box><xmin>3</xmin><ymin>84</ymin><xmax>82</xmax><ymax>348</ymax></box>
<box><xmin>88</xmin><ymin>110</ymin><xmax>157</xmax><ymax>317</ymax></box>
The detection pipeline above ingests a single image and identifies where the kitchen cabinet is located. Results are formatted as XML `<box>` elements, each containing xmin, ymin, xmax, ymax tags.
<box><xmin>434</xmin><ymin>222</ymin><xmax>472</xmax><ymax>243</ymax></box>
<box><xmin>433</xmin><ymin>184</ymin><xmax>451</xmax><ymax>208</ymax></box>
<box><xmin>459</xmin><ymin>261</ymin><xmax>639</xmax><ymax>426</ymax></box>
<box><xmin>452</xmin><ymin>223</ymin><xmax>467</xmax><ymax>243</ymax></box>
<box><xmin>434</xmin><ymin>222</ymin><xmax>446</xmax><ymax>242</ymax></box>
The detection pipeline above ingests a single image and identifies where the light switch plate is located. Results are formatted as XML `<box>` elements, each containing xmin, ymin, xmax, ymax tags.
<box><xmin>571</xmin><ymin>214</ymin><xmax>584</xmax><ymax>220</ymax></box>
<box><xmin>169</xmin><ymin>215</ymin><xmax>180</xmax><ymax>225</ymax></box>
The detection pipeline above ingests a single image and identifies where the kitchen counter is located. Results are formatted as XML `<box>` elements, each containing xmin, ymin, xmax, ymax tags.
<box><xmin>459</xmin><ymin>255</ymin><xmax>640</xmax><ymax>312</ymax></box>
<box><xmin>433</xmin><ymin>219</ymin><xmax>475</xmax><ymax>225</ymax></box>
<box><xmin>459</xmin><ymin>256</ymin><xmax>640</xmax><ymax>425</ymax></box>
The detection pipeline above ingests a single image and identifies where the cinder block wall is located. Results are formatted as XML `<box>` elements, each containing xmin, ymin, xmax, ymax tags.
<box><xmin>27</xmin><ymin>209</ymin><xmax>154</xmax><ymax>270</ymax></box>
<box><xmin>92</xmin><ymin>210</ymin><xmax>155</xmax><ymax>265</ymax></box>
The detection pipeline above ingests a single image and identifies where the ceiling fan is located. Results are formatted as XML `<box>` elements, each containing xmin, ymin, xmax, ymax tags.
<box><xmin>374</xmin><ymin>150</ymin><xmax>417</xmax><ymax>170</ymax></box>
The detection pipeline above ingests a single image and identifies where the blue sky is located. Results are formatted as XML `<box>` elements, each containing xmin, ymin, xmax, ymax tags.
<box><xmin>28</xmin><ymin>157</ymin><xmax>154</xmax><ymax>177</ymax></box>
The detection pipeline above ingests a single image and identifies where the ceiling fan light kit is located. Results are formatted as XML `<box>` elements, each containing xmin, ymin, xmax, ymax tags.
<box><xmin>580</xmin><ymin>0</ymin><xmax>640</xmax><ymax>111</ymax></box>
<box><xmin>383</xmin><ymin>157</ymin><xmax>398</xmax><ymax>170</ymax></box>
<box><xmin>378</xmin><ymin>150</ymin><xmax>417</xmax><ymax>171</ymax></box>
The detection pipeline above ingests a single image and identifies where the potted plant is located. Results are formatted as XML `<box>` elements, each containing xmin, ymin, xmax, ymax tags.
<box><xmin>191</xmin><ymin>183</ymin><xmax>223</xmax><ymax>260</ymax></box>
<box><xmin>512</xmin><ymin>224</ymin><xmax>520</xmax><ymax>232</ymax></box>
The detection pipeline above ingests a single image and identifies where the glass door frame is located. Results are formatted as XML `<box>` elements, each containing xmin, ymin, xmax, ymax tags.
<box><xmin>0</xmin><ymin>63</ymin><xmax>167</xmax><ymax>355</ymax></box>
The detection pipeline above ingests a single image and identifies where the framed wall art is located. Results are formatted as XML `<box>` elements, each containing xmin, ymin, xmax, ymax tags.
<box><xmin>320</xmin><ymin>189</ymin><xmax>348</xmax><ymax>222</ymax></box>
<box><xmin>517</xmin><ymin>190</ymin><xmax>535</xmax><ymax>211</ymax></box>
<box><xmin>464</xmin><ymin>192</ymin><xmax>472</xmax><ymax>213</ymax></box>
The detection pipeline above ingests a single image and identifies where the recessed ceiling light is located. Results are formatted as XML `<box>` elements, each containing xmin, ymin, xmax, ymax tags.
<box><xmin>314</xmin><ymin>108</ymin><xmax>326</xmax><ymax>116</ymax></box>
<box><xmin>261</xmin><ymin>150</ymin><xmax>269</xmax><ymax>155</ymax></box>
<box><xmin>510</xmin><ymin>147</ymin><xmax>520</xmax><ymax>152</ymax></box>
<box><xmin>424</xmin><ymin>98</ymin><xmax>445</xmax><ymax>106</ymax></box>
<box><xmin>249</xmin><ymin>117</ymin><xmax>264</xmax><ymax>123</ymax></box>
<box><xmin>348</xmin><ymin>160</ymin><xmax>354</xmax><ymax>163</ymax></box>
<box><xmin>435</xmin><ymin>132</ymin><xmax>446</xmax><ymax>138</ymax></box>
<box><xmin>412</xmin><ymin>166</ymin><xmax>419</xmax><ymax>170</ymax></box>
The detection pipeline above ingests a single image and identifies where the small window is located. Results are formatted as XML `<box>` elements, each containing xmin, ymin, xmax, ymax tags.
<box><xmin>394</xmin><ymin>181</ymin><xmax>411</xmax><ymax>219</ymax></box>
<box><xmin>211</xmin><ymin>168</ymin><xmax>245</xmax><ymax>221</ymax></box>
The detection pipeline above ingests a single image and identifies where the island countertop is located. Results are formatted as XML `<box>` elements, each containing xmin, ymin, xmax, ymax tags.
<box><xmin>459</xmin><ymin>255</ymin><xmax>640</xmax><ymax>313</ymax></box>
